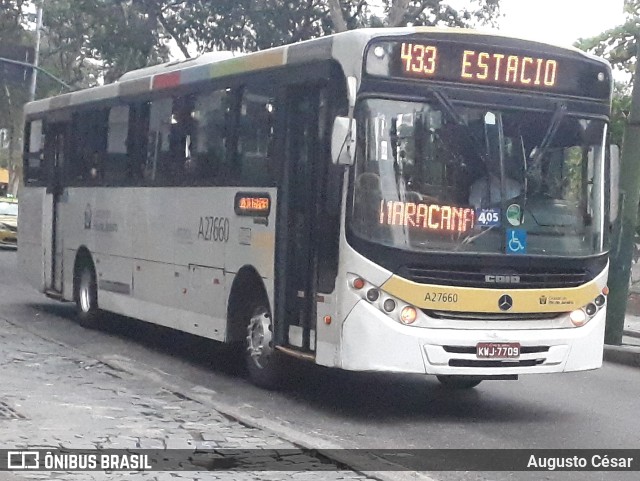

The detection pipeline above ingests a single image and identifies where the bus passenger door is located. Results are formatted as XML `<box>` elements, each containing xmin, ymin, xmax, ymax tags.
<box><xmin>276</xmin><ymin>86</ymin><xmax>325</xmax><ymax>353</ymax></box>
<box><xmin>44</xmin><ymin>122</ymin><xmax>67</xmax><ymax>294</ymax></box>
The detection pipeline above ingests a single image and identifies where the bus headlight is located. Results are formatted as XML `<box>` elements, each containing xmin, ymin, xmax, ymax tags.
<box><xmin>569</xmin><ymin>289</ymin><xmax>607</xmax><ymax>327</ymax></box>
<box><xmin>400</xmin><ymin>306</ymin><xmax>418</xmax><ymax>324</ymax></box>
<box><xmin>569</xmin><ymin>309</ymin><xmax>587</xmax><ymax>327</ymax></box>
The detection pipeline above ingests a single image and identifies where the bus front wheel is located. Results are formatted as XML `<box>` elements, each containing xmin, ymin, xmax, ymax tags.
<box><xmin>75</xmin><ymin>261</ymin><xmax>101</xmax><ymax>328</ymax></box>
<box><xmin>436</xmin><ymin>375</ymin><xmax>482</xmax><ymax>389</ymax></box>
<box><xmin>245</xmin><ymin>305</ymin><xmax>283</xmax><ymax>389</ymax></box>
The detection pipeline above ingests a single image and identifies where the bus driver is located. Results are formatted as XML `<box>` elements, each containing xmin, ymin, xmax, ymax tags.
<box><xmin>468</xmin><ymin>168</ymin><xmax>522</xmax><ymax>208</ymax></box>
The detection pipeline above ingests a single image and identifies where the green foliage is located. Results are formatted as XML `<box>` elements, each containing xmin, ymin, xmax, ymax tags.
<box><xmin>141</xmin><ymin>0</ymin><xmax>502</xmax><ymax>56</ymax></box>
<box><xmin>2</xmin><ymin>1</ymin><xmax>504</xmax><ymax>93</ymax></box>
<box><xmin>40</xmin><ymin>0</ymin><xmax>170</xmax><ymax>89</ymax></box>
<box><xmin>575</xmin><ymin>2</ymin><xmax>636</xmax><ymax>149</ymax></box>
<box><xmin>0</xmin><ymin>1</ymin><xmax>30</xmax><ymax>177</ymax></box>
<box><xmin>576</xmin><ymin>1</ymin><xmax>640</xmax><ymax>274</ymax></box>
<box><xmin>561</xmin><ymin>146</ymin><xmax>583</xmax><ymax>203</ymax></box>
<box><xmin>611</xmin><ymin>82</ymin><xmax>632</xmax><ymax>147</ymax></box>
<box><xmin>150</xmin><ymin>0</ymin><xmax>334</xmax><ymax>54</ymax></box>
<box><xmin>574</xmin><ymin>0</ymin><xmax>638</xmax><ymax>76</ymax></box>
<box><xmin>389</xmin><ymin>0</ymin><xmax>501</xmax><ymax>29</ymax></box>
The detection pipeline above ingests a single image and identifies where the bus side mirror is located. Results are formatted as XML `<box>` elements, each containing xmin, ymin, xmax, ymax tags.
<box><xmin>331</xmin><ymin>116</ymin><xmax>355</xmax><ymax>166</ymax></box>
<box><xmin>610</xmin><ymin>144</ymin><xmax>620</xmax><ymax>223</ymax></box>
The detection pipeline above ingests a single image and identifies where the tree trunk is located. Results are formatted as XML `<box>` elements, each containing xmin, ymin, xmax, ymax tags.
<box><xmin>387</xmin><ymin>0</ymin><xmax>411</xmax><ymax>27</ymax></box>
<box><xmin>606</xmin><ymin>40</ymin><xmax>640</xmax><ymax>344</ymax></box>
<box><xmin>327</xmin><ymin>0</ymin><xmax>348</xmax><ymax>32</ymax></box>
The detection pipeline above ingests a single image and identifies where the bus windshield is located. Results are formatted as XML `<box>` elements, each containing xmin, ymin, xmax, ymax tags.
<box><xmin>350</xmin><ymin>98</ymin><xmax>607</xmax><ymax>256</ymax></box>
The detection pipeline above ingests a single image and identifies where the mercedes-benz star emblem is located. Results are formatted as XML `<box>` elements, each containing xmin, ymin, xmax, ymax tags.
<box><xmin>498</xmin><ymin>294</ymin><xmax>513</xmax><ymax>311</ymax></box>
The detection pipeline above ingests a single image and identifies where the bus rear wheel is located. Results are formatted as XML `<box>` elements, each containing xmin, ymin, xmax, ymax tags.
<box><xmin>436</xmin><ymin>375</ymin><xmax>482</xmax><ymax>389</ymax></box>
<box><xmin>75</xmin><ymin>261</ymin><xmax>101</xmax><ymax>328</ymax></box>
<box><xmin>245</xmin><ymin>305</ymin><xmax>283</xmax><ymax>389</ymax></box>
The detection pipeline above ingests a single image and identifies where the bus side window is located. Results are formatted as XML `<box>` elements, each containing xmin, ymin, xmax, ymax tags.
<box><xmin>168</xmin><ymin>95</ymin><xmax>196</xmax><ymax>185</ymax></box>
<box><xmin>146</xmin><ymin>97</ymin><xmax>173</xmax><ymax>184</ymax></box>
<box><xmin>237</xmin><ymin>86</ymin><xmax>277</xmax><ymax>187</ymax></box>
<box><xmin>69</xmin><ymin>109</ymin><xmax>108</xmax><ymax>185</ymax></box>
<box><xmin>105</xmin><ymin>105</ymin><xmax>130</xmax><ymax>185</ymax></box>
<box><xmin>192</xmin><ymin>88</ymin><xmax>233</xmax><ymax>185</ymax></box>
<box><xmin>126</xmin><ymin>101</ymin><xmax>150</xmax><ymax>184</ymax></box>
<box><xmin>24</xmin><ymin>119</ymin><xmax>46</xmax><ymax>185</ymax></box>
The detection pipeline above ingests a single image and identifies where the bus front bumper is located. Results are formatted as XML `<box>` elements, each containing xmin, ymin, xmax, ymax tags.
<box><xmin>339</xmin><ymin>301</ymin><xmax>605</xmax><ymax>376</ymax></box>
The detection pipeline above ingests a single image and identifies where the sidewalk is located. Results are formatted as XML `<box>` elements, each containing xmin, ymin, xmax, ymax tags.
<box><xmin>0</xmin><ymin>318</ymin><xmax>378</xmax><ymax>481</ymax></box>
<box><xmin>602</xmin><ymin>314</ymin><xmax>640</xmax><ymax>368</ymax></box>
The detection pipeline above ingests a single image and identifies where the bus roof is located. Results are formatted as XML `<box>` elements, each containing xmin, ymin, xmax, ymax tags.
<box><xmin>24</xmin><ymin>26</ymin><xmax>609</xmax><ymax>117</ymax></box>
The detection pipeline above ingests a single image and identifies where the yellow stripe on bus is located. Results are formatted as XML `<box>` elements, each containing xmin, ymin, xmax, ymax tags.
<box><xmin>381</xmin><ymin>275</ymin><xmax>602</xmax><ymax>313</ymax></box>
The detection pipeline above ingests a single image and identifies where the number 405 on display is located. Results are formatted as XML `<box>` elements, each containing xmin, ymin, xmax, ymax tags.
<box><xmin>475</xmin><ymin>208</ymin><xmax>501</xmax><ymax>227</ymax></box>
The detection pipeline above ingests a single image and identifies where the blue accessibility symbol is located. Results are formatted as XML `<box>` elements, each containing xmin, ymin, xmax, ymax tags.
<box><xmin>506</xmin><ymin>229</ymin><xmax>527</xmax><ymax>255</ymax></box>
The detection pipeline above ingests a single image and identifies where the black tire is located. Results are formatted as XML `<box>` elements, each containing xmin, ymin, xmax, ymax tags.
<box><xmin>245</xmin><ymin>304</ymin><xmax>284</xmax><ymax>389</ymax></box>
<box><xmin>75</xmin><ymin>260</ymin><xmax>101</xmax><ymax>328</ymax></box>
<box><xmin>436</xmin><ymin>375</ymin><xmax>483</xmax><ymax>389</ymax></box>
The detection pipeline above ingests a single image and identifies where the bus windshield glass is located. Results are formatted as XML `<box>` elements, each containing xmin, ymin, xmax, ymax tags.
<box><xmin>350</xmin><ymin>98</ymin><xmax>607</xmax><ymax>256</ymax></box>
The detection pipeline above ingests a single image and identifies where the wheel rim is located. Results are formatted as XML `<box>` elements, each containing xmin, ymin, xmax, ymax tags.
<box><xmin>246</xmin><ymin>309</ymin><xmax>273</xmax><ymax>369</ymax></box>
<box><xmin>78</xmin><ymin>269</ymin><xmax>92</xmax><ymax>313</ymax></box>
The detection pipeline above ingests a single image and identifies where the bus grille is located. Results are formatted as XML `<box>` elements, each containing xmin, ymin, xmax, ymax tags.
<box><xmin>426</xmin><ymin>310</ymin><xmax>561</xmax><ymax>321</ymax></box>
<box><xmin>443</xmin><ymin>345</ymin><xmax>549</xmax><ymax>368</ymax></box>
<box><xmin>448</xmin><ymin>359</ymin><xmax>546</xmax><ymax>368</ymax></box>
<box><xmin>399</xmin><ymin>265</ymin><xmax>587</xmax><ymax>289</ymax></box>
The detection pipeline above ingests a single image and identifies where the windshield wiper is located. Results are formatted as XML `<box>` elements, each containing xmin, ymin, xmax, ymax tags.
<box><xmin>522</xmin><ymin>103</ymin><xmax>567</xmax><ymax>223</ymax></box>
<box><xmin>530</xmin><ymin>103</ymin><xmax>567</xmax><ymax>166</ymax></box>
<box><xmin>429</xmin><ymin>88</ymin><xmax>490</xmax><ymax>170</ymax></box>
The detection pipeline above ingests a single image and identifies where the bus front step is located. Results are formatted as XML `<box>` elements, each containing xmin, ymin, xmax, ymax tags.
<box><xmin>44</xmin><ymin>288</ymin><xmax>64</xmax><ymax>300</ymax></box>
<box><xmin>276</xmin><ymin>345</ymin><xmax>316</xmax><ymax>362</ymax></box>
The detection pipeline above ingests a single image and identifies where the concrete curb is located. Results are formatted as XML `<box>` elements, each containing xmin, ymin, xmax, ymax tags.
<box><xmin>623</xmin><ymin>329</ymin><xmax>640</xmax><ymax>340</ymax></box>
<box><xmin>100</xmin><ymin>356</ymin><xmax>438</xmax><ymax>481</ymax></box>
<box><xmin>4</xmin><ymin>318</ymin><xmax>437</xmax><ymax>481</ymax></box>
<box><xmin>603</xmin><ymin>344</ymin><xmax>640</xmax><ymax>368</ymax></box>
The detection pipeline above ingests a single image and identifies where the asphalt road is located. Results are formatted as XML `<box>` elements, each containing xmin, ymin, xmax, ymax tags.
<box><xmin>1</xmin><ymin>249</ymin><xmax>638</xmax><ymax>481</ymax></box>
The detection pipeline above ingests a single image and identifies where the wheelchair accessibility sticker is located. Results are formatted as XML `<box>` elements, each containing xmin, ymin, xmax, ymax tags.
<box><xmin>506</xmin><ymin>229</ymin><xmax>527</xmax><ymax>254</ymax></box>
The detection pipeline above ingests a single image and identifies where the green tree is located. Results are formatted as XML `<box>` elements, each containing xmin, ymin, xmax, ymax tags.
<box><xmin>328</xmin><ymin>0</ymin><xmax>500</xmax><ymax>32</ymax></box>
<box><xmin>145</xmin><ymin>0</ymin><xmax>501</xmax><ymax>57</ymax></box>
<box><xmin>141</xmin><ymin>0</ymin><xmax>333</xmax><ymax>55</ymax></box>
<box><xmin>0</xmin><ymin>0</ymin><xmax>31</xmax><ymax>194</ymax></box>
<box><xmin>576</xmin><ymin>0</ymin><xmax>640</xmax><ymax>336</ymax></box>
<box><xmin>24</xmin><ymin>0</ymin><xmax>504</xmax><ymax>90</ymax></box>
<box><xmin>37</xmin><ymin>0</ymin><xmax>170</xmax><ymax>90</ymax></box>
<box><xmin>575</xmin><ymin>0</ymin><xmax>637</xmax><ymax>147</ymax></box>
<box><xmin>574</xmin><ymin>0</ymin><xmax>638</xmax><ymax>77</ymax></box>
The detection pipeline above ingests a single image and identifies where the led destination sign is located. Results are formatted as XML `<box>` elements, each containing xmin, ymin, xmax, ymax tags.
<box><xmin>366</xmin><ymin>39</ymin><xmax>610</xmax><ymax>100</ymax></box>
<box><xmin>379</xmin><ymin>200</ymin><xmax>475</xmax><ymax>234</ymax></box>
<box><xmin>400</xmin><ymin>43</ymin><xmax>558</xmax><ymax>88</ymax></box>
<box><xmin>234</xmin><ymin>192</ymin><xmax>271</xmax><ymax>217</ymax></box>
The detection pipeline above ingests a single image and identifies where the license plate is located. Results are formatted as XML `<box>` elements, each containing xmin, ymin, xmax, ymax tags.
<box><xmin>476</xmin><ymin>342</ymin><xmax>520</xmax><ymax>359</ymax></box>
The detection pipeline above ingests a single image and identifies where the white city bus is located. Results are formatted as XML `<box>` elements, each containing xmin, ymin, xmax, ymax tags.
<box><xmin>20</xmin><ymin>27</ymin><xmax>613</xmax><ymax>389</ymax></box>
